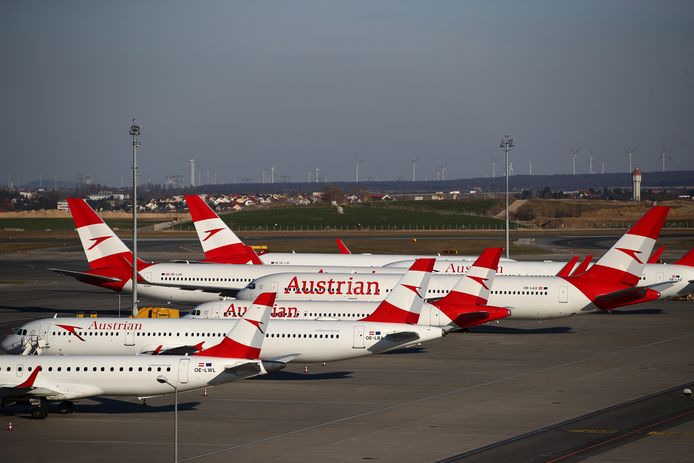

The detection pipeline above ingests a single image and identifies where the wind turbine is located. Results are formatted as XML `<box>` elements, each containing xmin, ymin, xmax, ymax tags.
<box><xmin>625</xmin><ymin>146</ymin><xmax>638</xmax><ymax>172</ymax></box>
<box><xmin>586</xmin><ymin>149</ymin><xmax>594</xmax><ymax>174</ymax></box>
<box><xmin>600</xmin><ymin>154</ymin><xmax>610</xmax><ymax>174</ymax></box>
<box><xmin>569</xmin><ymin>147</ymin><xmax>581</xmax><ymax>175</ymax></box>
<box><xmin>657</xmin><ymin>141</ymin><xmax>672</xmax><ymax>172</ymax></box>
<box><xmin>355</xmin><ymin>156</ymin><xmax>363</xmax><ymax>183</ymax></box>
<box><xmin>438</xmin><ymin>162</ymin><xmax>447</xmax><ymax>181</ymax></box>
<box><xmin>409</xmin><ymin>156</ymin><xmax>420</xmax><ymax>181</ymax></box>
<box><xmin>490</xmin><ymin>156</ymin><xmax>501</xmax><ymax>178</ymax></box>
<box><xmin>528</xmin><ymin>160</ymin><xmax>533</xmax><ymax>176</ymax></box>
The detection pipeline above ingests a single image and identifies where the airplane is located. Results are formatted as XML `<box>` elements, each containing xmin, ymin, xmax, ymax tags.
<box><xmin>185</xmin><ymin>195</ymin><xmax>693</xmax><ymax>297</ymax></box>
<box><xmin>235</xmin><ymin>207</ymin><xmax>672</xmax><ymax>319</ymax></box>
<box><xmin>185</xmin><ymin>247</ymin><xmax>511</xmax><ymax>331</ymax></box>
<box><xmin>50</xmin><ymin>198</ymin><xmax>413</xmax><ymax>304</ymax></box>
<box><xmin>3</xmin><ymin>259</ymin><xmax>447</xmax><ymax>364</ymax></box>
<box><xmin>0</xmin><ymin>293</ymin><xmax>284</xmax><ymax>419</ymax></box>
<box><xmin>185</xmin><ymin>194</ymin><xmax>512</xmax><ymax>265</ymax></box>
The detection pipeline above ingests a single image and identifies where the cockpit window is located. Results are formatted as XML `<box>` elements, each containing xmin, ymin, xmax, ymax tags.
<box><xmin>246</xmin><ymin>283</ymin><xmax>256</xmax><ymax>290</ymax></box>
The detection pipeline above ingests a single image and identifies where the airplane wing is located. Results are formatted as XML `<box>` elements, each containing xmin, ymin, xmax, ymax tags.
<box><xmin>593</xmin><ymin>286</ymin><xmax>660</xmax><ymax>310</ymax></box>
<box><xmin>366</xmin><ymin>331</ymin><xmax>421</xmax><ymax>354</ymax></box>
<box><xmin>48</xmin><ymin>268</ymin><xmax>122</xmax><ymax>284</ymax></box>
<box><xmin>136</xmin><ymin>277</ymin><xmax>239</xmax><ymax>298</ymax></box>
<box><xmin>0</xmin><ymin>367</ymin><xmax>59</xmax><ymax>400</ymax></box>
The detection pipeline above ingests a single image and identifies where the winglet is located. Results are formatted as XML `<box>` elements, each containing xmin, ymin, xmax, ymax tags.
<box><xmin>362</xmin><ymin>258</ymin><xmax>434</xmax><ymax>324</ymax></box>
<box><xmin>556</xmin><ymin>256</ymin><xmax>580</xmax><ymax>277</ymax></box>
<box><xmin>570</xmin><ymin>255</ymin><xmax>592</xmax><ymax>276</ymax></box>
<box><xmin>648</xmin><ymin>246</ymin><xmax>665</xmax><ymax>264</ymax></box>
<box><xmin>674</xmin><ymin>248</ymin><xmax>694</xmax><ymax>267</ymax></box>
<box><xmin>196</xmin><ymin>293</ymin><xmax>275</xmax><ymax>359</ymax></box>
<box><xmin>336</xmin><ymin>239</ymin><xmax>351</xmax><ymax>254</ymax></box>
<box><xmin>16</xmin><ymin>365</ymin><xmax>42</xmax><ymax>389</ymax></box>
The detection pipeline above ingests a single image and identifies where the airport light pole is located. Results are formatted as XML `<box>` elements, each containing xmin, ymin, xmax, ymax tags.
<box><xmin>157</xmin><ymin>376</ymin><xmax>178</xmax><ymax>463</ymax></box>
<box><xmin>130</xmin><ymin>120</ymin><xmax>141</xmax><ymax>316</ymax></box>
<box><xmin>500</xmin><ymin>135</ymin><xmax>514</xmax><ymax>259</ymax></box>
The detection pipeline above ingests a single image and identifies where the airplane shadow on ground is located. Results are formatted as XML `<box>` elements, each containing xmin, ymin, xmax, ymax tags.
<box><xmin>3</xmin><ymin>397</ymin><xmax>201</xmax><ymax>419</ymax></box>
<box><xmin>252</xmin><ymin>370</ymin><xmax>352</xmax><ymax>381</ymax></box>
<box><xmin>466</xmin><ymin>326</ymin><xmax>574</xmax><ymax>335</ymax></box>
<box><xmin>381</xmin><ymin>347</ymin><xmax>428</xmax><ymax>355</ymax></box>
<box><xmin>598</xmin><ymin>308</ymin><xmax>665</xmax><ymax>315</ymax></box>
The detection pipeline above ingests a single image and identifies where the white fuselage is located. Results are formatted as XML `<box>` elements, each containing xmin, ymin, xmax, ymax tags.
<box><xmin>236</xmin><ymin>272</ymin><xmax>604</xmax><ymax>320</ymax></box>
<box><xmin>129</xmin><ymin>258</ymin><xmax>691</xmax><ymax>304</ymax></box>
<box><xmin>0</xmin><ymin>355</ymin><xmax>264</xmax><ymax>401</ymax></box>
<box><xmin>185</xmin><ymin>300</ymin><xmax>462</xmax><ymax>330</ymax></box>
<box><xmin>258</xmin><ymin>252</ymin><xmax>513</xmax><ymax>266</ymax></box>
<box><xmin>3</xmin><ymin>318</ymin><xmax>444</xmax><ymax>363</ymax></box>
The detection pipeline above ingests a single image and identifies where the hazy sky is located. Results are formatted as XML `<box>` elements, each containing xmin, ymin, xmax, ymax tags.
<box><xmin>2</xmin><ymin>0</ymin><xmax>693</xmax><ymax>187</ymax></box>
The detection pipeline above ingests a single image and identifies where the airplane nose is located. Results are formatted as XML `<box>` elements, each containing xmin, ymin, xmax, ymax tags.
<box><xmin>1</xmin><ymin>336</ymin><xmax>19</xmax><ymax>354</ymax></box>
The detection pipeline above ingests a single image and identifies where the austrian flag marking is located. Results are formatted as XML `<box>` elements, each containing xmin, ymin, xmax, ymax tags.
<box><xmin>202</xmin><ymin>228</ymin><xmax>224</xmax><ymax>242</ymax></box>
<box><xmin>616</xmin><ymin>248</ymin><xmax>643</xmax><ymax>264</ymax></box>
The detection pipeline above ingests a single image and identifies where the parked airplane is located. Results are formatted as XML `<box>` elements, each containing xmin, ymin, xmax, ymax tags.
<box><xmin>236</xmin><ymin>207</ymin><xmax>671</xmax><ymax>319</ymax></box>
<box><xmin>186</xmin><ymin>248</ymin><xmax>511</xmax><ymax>331</ymax></box>
<box><xmin>50</xmin><ymin>198</ymin><xmax>410</xmax><ymax>303</ymax></box>
<box><xmin>185</xmin><ymin>196</ymin><xmax>692</xmax><ymax>297</ymax></box>
<box><xmin>0</xmin><ymin>294</ymin><xmax>284</xmax><ymax>419</ymax></box>
<box><xmin>185</xmin><ymin>194</ymin><xmax>512</xmax><ymax>265</ymax></box>
<box><xmin>3</xmin><ymin>260</ymin><xmax>446</xmax><ymax>363</ymax></box>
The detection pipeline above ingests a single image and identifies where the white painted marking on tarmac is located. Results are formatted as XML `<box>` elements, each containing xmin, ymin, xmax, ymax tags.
<box><xmin>181</xmin><ymin>331</ymin><xmax>694</xmax><ymax>462</ymax></box>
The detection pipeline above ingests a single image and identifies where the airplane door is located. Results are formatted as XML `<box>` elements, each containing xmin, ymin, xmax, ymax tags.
<box><xmin>656</xmin><ymin>272</ymin><xmax>664</xmax><ymax>283</ymax></box>
<box><xmin>559</xmin><ymin>286</ymin><xmax>568</xmax><ymax>303</ymax></box>
<box><xmin>353</xmin><ymin>326</ymin><xmax>365</xmax><ymax>349</ymax></box>
<box><xmin>143</xmin><ymin>271</ymin><xmax>152</xmax><ymax>282</ymax></box>
<box><xmin>178</xmin><ymin>358</ymin><xmax>190</xmax><ymax>384</ymax></box>
<box><xmin>124</xmin><ymin>331</ymin><xmax>135</xmax><ymax>346</ymax></box>
<box><xmin>430</xmin><ymin>308</ymin><xmax>440</xmax><ymax>327</ymax></box>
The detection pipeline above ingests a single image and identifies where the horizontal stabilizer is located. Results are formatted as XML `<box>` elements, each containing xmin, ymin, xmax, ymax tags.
<box><xmin>223</xmin><ymin>362</ymin><xmax>263</xmax><ymax>379</ymax></box>
<box><xmin>593</xmin><ymin>286</ymin><xmax>660</xmax><ymax>310</ymax></box>
<box><xmin>48</xmin><ymin>268</ymin><xmax>122</xmax><ymax>284</ymax></box>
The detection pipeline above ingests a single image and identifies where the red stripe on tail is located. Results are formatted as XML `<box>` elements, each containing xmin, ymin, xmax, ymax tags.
<box><xmin>625</xmin><ymin>206</ymin><xmax>670</xmax><ymax>239</ymax></box>
<box><xmin>409</xmin><ymin>258</ymin><xmax>435</xmax><ymax>273</ymax></box>
<box><xmin>67</xmin><ymin>198</ymin><xmax>104</xmax><ymax>228</ymax></box>
<box><xmin>185</xmin><ymin>195</ymin><xmax>220</xmax><ymax>221</ymax></box>
<box><xmin>473</xmin><ymin>248</ymin><xmax>504</xmax><ymax>270</ymax></box>
<box><xmin>674</xmin><ymin>248</ymin><xmax>694</xmax><ymax>267</ymax></box>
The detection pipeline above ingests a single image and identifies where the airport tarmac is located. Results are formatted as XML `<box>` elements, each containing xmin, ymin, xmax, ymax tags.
<box><xmin>1</xmin><ymin>244</ymin><xmax>693</xmax><ymax>462</ymax></box>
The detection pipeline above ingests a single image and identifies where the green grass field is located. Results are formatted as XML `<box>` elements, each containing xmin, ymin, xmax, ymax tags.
<box><xmin>369</xmin><ymin>199</ymin><xmax>503</xmax><ymax>216</ymax></box>
<box><xmin>209</xmin><ymin>205</ymin><xmax>512</xmax><ymax>231</ymax></box>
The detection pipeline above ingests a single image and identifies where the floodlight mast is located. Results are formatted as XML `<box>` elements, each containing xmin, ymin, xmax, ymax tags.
<box><xmin>500</xmin><ymin>134</ymin><xmax>514</xmax><ymax>259</ymax></box>
<box><xmin>129</xmin><ymin>120</ymin><xmax>141</xmax><ymax>317</ymax></box>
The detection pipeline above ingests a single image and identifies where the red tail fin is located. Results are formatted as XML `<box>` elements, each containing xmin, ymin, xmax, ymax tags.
<box><xmin>648</xmin><ymin>246</ymin><xmax>665</xmax><ymax>264</ymax></box>
<box><xmin>336</xmin><ymin>239</ymin><xmax>351</xmax><ymax>254</ymax></box>
<box><xmin>556</xmin><ymin>256</ymin><xmax>579</xmax><ymax>277</ymax></box>
<box><xmin>675</xmin><ymin>248</ymin><xmax>694</xmax><ymax>267</ymax></box>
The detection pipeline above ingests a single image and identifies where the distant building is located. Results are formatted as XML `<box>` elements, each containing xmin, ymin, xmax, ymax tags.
<box><xmin>632</xmin><ymin>168</ymin><xmax>642</xmax><ymax>201</ymax></box>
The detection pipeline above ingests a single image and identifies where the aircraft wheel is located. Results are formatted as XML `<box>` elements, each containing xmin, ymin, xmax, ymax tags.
<box><xmin>57</xmin><ymin>401</ymin><xmax>75</xmax><ymax>414</ymax></box>
<box><xmin>31</xmin><ymin>406</ymin><xmax>48</xmax><ymax>420</ymax></box>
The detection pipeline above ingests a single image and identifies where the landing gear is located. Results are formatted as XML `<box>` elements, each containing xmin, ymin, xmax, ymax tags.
<box><xmin>30</xmin><ymin>406</ymin><xmax>47</xmax><ymax>420</ymax></box>
<box><xmin>57</xmin><ymin>401</ymin><xmax>75</xmax><ymax>414</ymax></box>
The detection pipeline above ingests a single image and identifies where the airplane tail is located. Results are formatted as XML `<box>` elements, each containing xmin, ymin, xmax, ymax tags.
<box><xmin>648</xmin><ymin>246</ymin><xmax>665</xmax><ymax>264</ymax></box>
<box><xmin>185</xmin><ymin>194</ymin><xmax>254</xmax><ymax>264</ymax></box>
<box><xmin>434</xmin><ymin>248</ymin><xmax>502</xmax><ymax>307</ymax></box>
<box><xmin>430</xmin><ymin>248</ymin><xmax>509</xmax><ymax>329</ymax></box>
<box><xmin>67</xmin><ymin>198</ymin><xmax>138</xmax><ymax>270</ymax></box>
<box><xmin>362</xmin><ymin>258</ymin><xmax>435</xmax><ymax>324</ymax></box>
<box><xmin>674</xmin><ymin>248</ymin><xmax>694</xmax><ymax>267</ymax></box>
<box><xmin>197</xmin><ymin>292</ymin><xmax>275</xmax><ymax>359</ymax></box>
<box><xmin>573</xmin><ymin>206</ymin><xmax>669</xmax><ymax>286</ymax></box>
